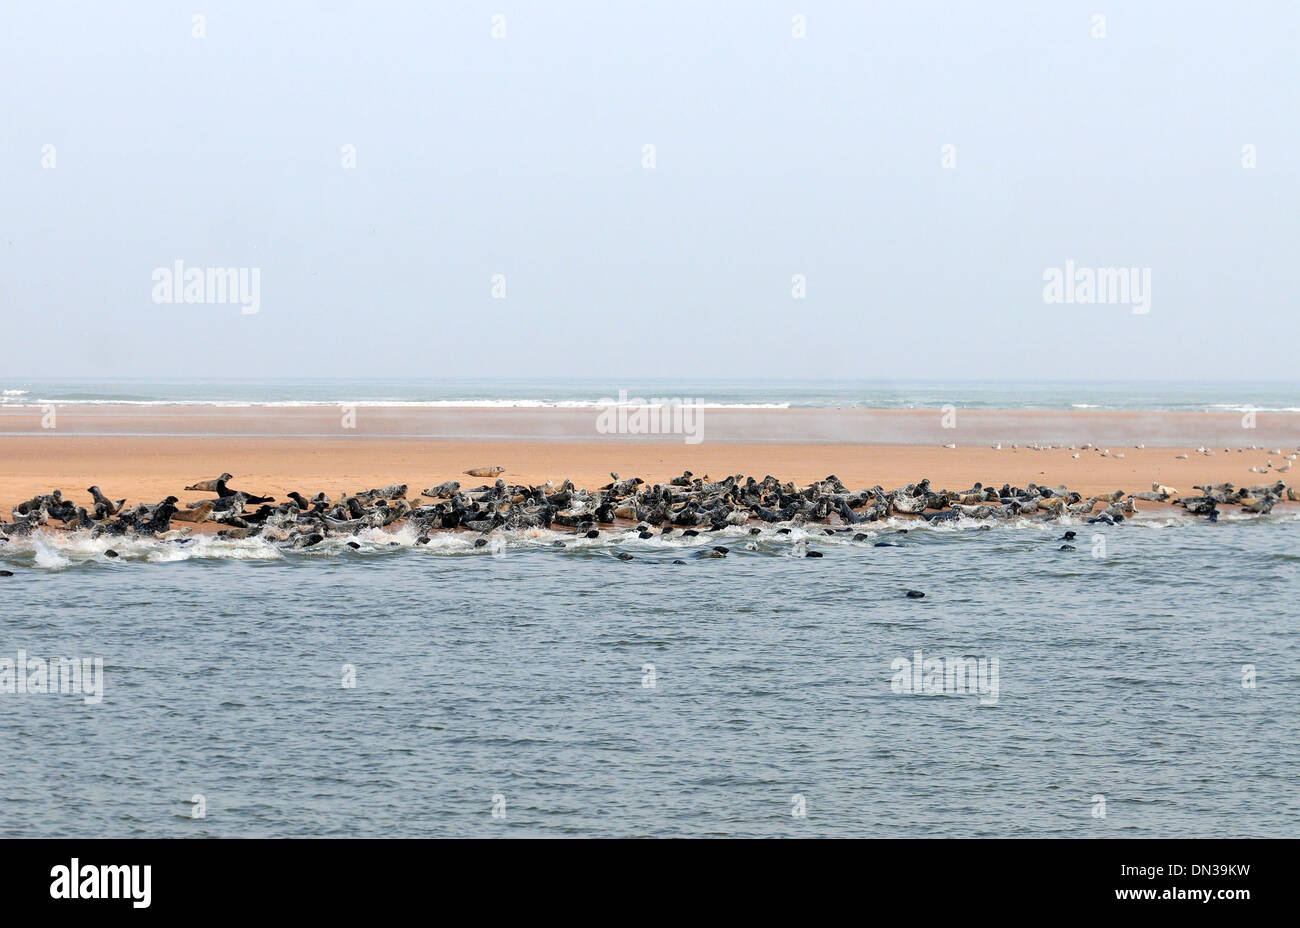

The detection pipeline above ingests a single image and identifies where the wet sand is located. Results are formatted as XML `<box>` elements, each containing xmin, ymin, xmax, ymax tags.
<box><xmin>3</xmin><ymin>404</ymin><xmax>1300</xmax><ymax>448</ymax></box>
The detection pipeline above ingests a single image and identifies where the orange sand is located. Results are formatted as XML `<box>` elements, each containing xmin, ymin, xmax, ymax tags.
<box><xmin>1</xmin><ymin>435</ymin><xmax>1293</xmax><ymax>516</ymax></box>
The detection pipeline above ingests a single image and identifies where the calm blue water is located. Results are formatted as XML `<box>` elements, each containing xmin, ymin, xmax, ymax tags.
<box><xmin>3</xmin><ymin>378</ymin><xmax>1298</xmax><ymax>411</ymax></box>
<box><xmin>2</xmin><ymin>512</ymin><xmax>1296</xmax><ymax>837</ymax></box>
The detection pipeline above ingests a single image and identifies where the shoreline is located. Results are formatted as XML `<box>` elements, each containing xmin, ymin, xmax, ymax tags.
<box><xmin>3</xmin><ymin>406</ymin><xmax>1296</xmax><ymax>517</ymax></box>
<box><xmin>2</xmin><ymin>433</ymin><xmax>1295</xmax><ymax>517</ymax></box>
<box><xmin>2</xmin><ymin>404</ymin><xmax>1299</xmax><ymax>447</ymax></box>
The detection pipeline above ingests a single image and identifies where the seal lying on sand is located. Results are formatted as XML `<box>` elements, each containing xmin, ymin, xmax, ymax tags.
<box><xmin>464</xmin><ymin>466</ymin><xmax>506</xmax><ymax>479</ymax></box>
<box><xmin>9</xmin><ymin>468</ymin><xmax>1294</xmax><ymax>558</ymax></box>
<box><xmin>170</xmin><ymin>500</ymin><xmax>215</xmax><ymax>524</ymax></box>
<box><xmin>185</xmin><ymin>473</ymin><xmax>233</xmax><ymax>492</ymax></box>
<box><xmin>422</xmin><ymin>480</ymin><xmax>460</xmax><ymax>499</ymax></box>
<box><xmin>87</xmin><ymin>486</ymin><xmax>125</xmax><ymax>519</ymax></box>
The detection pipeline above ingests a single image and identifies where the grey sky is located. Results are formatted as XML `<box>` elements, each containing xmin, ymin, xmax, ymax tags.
<box><xmin>2</xmin><ymin>1</ymin><xmax>1296</xmax><ymax>380</ymax></box>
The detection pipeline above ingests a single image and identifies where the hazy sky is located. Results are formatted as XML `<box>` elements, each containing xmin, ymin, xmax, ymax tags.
<box><xmin>2</xmin><ymin>1</ymin><xmax>1296</xmax><ymax>381</ymax></box>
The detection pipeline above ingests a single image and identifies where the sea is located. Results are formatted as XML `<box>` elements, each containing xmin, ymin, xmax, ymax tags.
<box><xmin>2</xmin><ymin>377</ymin><xmax>1299</xmax><ymax>412</ymax></box>
<box><xmin>1</xmin><ymin>379</ymin><xmax>1297</xmax><ymax>837</ymax></box>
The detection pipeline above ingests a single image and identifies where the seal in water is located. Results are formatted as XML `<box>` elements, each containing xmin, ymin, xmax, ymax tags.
<box><xmin>906</xmin><ymin>590</ymin><xmax>925</xmax><ymax>598</ymax></box>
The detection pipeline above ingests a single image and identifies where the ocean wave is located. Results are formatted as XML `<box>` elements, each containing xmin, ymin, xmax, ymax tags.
<box><xmin>2</xmin><ymin>507</ymin><xmax>1291</xmax><ymax>571</ymax></box>
<box><xmin>1206</xmin><ymin>404</ymin><xmax>1300</xmax><ymax>413</ymax></box>
<box><xmin>4</xmin><ymin>395</ymin><xmax>1298</xmax><ymax>413</ymax></box>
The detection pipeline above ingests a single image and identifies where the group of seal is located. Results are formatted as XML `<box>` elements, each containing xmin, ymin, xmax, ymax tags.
<box><xmin>2</xmin><ymin>470</ymin><xmax>1294</xmax><ymax>555</ymax></box>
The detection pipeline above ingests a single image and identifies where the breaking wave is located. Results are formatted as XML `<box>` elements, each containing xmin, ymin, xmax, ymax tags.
<box><xmin>3</xmin><ymin>507</ymin><xmax>1293</xmax><ymax>572</ymax></box>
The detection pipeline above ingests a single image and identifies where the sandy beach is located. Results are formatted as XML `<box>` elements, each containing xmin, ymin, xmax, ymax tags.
<box><xmin>2</xmin><ymin>406</ymin><xmax>1295</xmax><ymax>513</ymax></box>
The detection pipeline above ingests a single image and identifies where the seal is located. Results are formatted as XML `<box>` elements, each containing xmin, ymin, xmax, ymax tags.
<box><xmin>185</xmin><ymin>473</ymin><xmax>232</xmax><ymax>492</ymax></box>
<box><xmin>422</xmin><ymin>480</ymin><xmax>460</xmax><ymax>499</ymax></box>
<box><xmin>15</xmin><ymin>466</ymin><xmax>1290</xmax><ymax>563</ymax></box>
<box><xmin>465</xmin><ymin>466</ymin><xmax>506</xmax><ymax>479</ymax></box>
<box><xmin>213</xmin><ymin>476</ymin><xmax>274</xmax><ymax>504</ymax></box>
<box><xmin>87</xmin><ymin>486</ymin><xmax>125</xmax><ymax>518</ymax></box>
<box><xmin>170</xmin><ymin>500</ymin><xmax>214</xmax><ymax>523</ymax></box>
